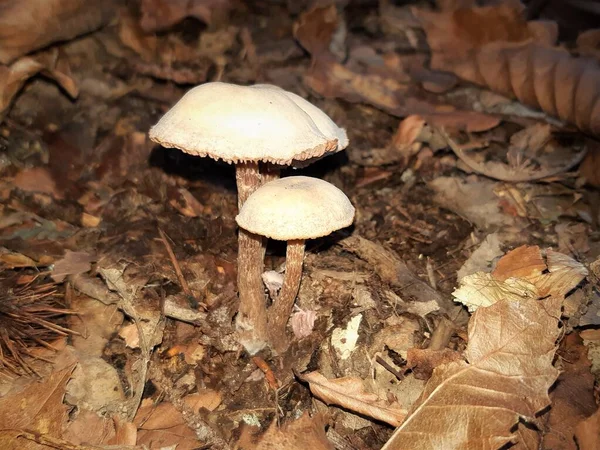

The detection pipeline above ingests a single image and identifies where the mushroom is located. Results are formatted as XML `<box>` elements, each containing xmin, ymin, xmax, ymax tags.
<box><xmin>148</xmin><ymin>82</ymin><xmax>348</xmax><ymax>353</ymax></box>
<box><xmin>235</xmin><ymin>176</ymin><xmax>355</xmax><ymax>352</ymax></box>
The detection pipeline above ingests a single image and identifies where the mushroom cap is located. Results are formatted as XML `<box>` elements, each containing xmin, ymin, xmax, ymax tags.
<box><xmin>235</xmin><ymin>176</ymin><xmax>355</xmax><ymax>241</ymax></box>
<box><xmin>149</xmin><ymin>82</ymin><xmax>348</xmax><ymax>165</ymax></box>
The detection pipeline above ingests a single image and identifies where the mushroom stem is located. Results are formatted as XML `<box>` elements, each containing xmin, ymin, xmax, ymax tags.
<box><xmin>235</xmin><ymin>162</ymin><xmax>268</xmax><ymax>351</ymax></box>
<box><xmin>260</xmin><ymin>162</ymin><xmax>281</xmax><ymax>184</ymax></box>
<box><xmin>268</xmin><ymin>239</ymin><xmax>306</xmax><ymax>351</ymax></box>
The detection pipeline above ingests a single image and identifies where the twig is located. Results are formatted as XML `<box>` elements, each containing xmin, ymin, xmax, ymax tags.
<box><xmin>375</xmin><ymin>355</ymin><xmax>407</xmax><ymax>381</ymax></box>
<box><xmin>428</xmin><ymin>317</ymin><xmax>456</xmax><ymax>351</ymax></box>
<box><xmin>157</xmin><ymin>227</ymin><xmax>200</xmax><ymax>309</ymax></box>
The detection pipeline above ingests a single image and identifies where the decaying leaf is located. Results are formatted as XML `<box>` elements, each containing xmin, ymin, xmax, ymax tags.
<box><xmin>382</xmin><ymin>297</ymin><xmax>561</xmax><ymax>450</ymax></box>
<box><xmin>417</xmin><ymin>2</ymin><xmax>600</xmax><ymax>135</ymax></box>
<box><xmin>237</xmin><ymin>412</ymin><xmax>333</xmax><ymax>450</ymax></box>
<box><xmin>541</xmin><ymin>333</ymin><xmax>598</xmax><ymax>450</ymax></box>
<box><xmin>51</xmin><ymin>250</ymin><xmax>95</xmax><ymax>282</ymax></box>
<box><xmin>134</xmin><ymin>400</ymin><xmax>200</xmax><ymax>450</ymax></box>
<box><xmin>0</xmin><ymin>50</ymin><xmax>78</xmax><ymax>121</ymax></box>
<box><xmin>0</xmin><ymin>0</ymin><xmax>115</xmax><ymax>64</ymax></box>
<box><xmin>575</xmin><ymin>408</ymin><xmax>600</xmax><ymax>450</ymax></box>
<box><xmin>454</xmin><ymin>245</ymin><xmax>588</xmax><ymax>312</ymax></box>
<box><xmin>298</xmin><ymin>371</ymin><xmax>407</xmax><ymax>427</ymax></box>
<box><xmin>295</xmin><ymin>4</ymin><xmax>499</xmax><ymax>133</ymax></box>
<box><xmin>453</xmin><ymin>272</ymin><xmax>538</xmax><ymax>312</ymax></box>
<box><xmin>0</xmin><ymin>364</ymin><xmax>76</xmax><ymax>448</ymax></box>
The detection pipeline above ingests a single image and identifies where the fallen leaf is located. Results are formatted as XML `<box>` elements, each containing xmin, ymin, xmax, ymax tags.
<box><xmin>134</xmin><ymin>401</ymin><xmax>199</xmax><ymax>450</ymax></box>
<box><xmin>453</xmin><ymin>271</ymin><xmax>538</xmax><ymax>312</ymax></box>
<box><xmin>429</xmin><ymin>176</ymin><xmax>517</xmax><ymax>229</ymax></box>
<box><xmin>406</xmin><ymin>348</ymin><xmax>463</xmax><ymax>380</ymax></box>
<box><xmin>63</xmin><ymin>410</ymin><xmax>117</xmax><ymax>445</ymax></box>
<box><xmin>65</xmin><ymin>357</ymin><xmax>125</xmax><ymax>413</ymax></box>
<box><xmin>0</xmin><ymin>0</ymin><xmax>115</xmax><ymax>64</ymax></box>
<box><xmin>183</xmin><ymin>390</ymin><xmax>222</xmax><ymax>413</ymax></box>
<box><xmin>0</xmin><ymin>50</ymin><xmax>78</xmax><ymax>121</ymax></box>
<box><xmin>382</xmin><ymin>297</ymin><xmax>561</xmax><ymax>450</ymax></box>
<box><xmin>51</xmin><ymin>250</ymin><xmax>95</xmax><ymax>282</ymax></box>
<box><xmin>0</xmin><ymin>364</ymin><xmax>76</xmax><ymax>449</ymax></box>
<box><xmin>541</xmin><ymin>333</ymin><xmax>598</xmax><ymax>449</ymax></box>
<box><xmin>237</xmin><ymin>412</ymin><xmax>333</xmax><ymax>450</ymax></box>
<box><xmin>293</xmin><ymin>4</ymin><xmax>340</xmax><ymax>62</ymax></box>
<box><xmin>575</xmin><ymin>407</ymin><xmax>600</xmax><ymax>450</ymax></box>
<box><xmin>456</xmin><ymin>232</ymin><xmax>504</xmax><ymax>281</ymax></box>
<box><xmin>13</xmin><ymin>167</ymin><xmax>61</xmax><ymax>198</ymax></box>
<box><xmin>298</xmin><ymin>371</ymin><xmax>407</xmax><ymax>427</ymax></box>
<box><xmin>416</xmin><ymin>2</ymin><xmax>600</xmax><ymax>135</ymax></box>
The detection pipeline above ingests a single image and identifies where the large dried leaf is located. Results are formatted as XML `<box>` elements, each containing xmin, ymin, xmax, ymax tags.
<box><xmin>417</xmin><ymin>3</ymin><xmax>600</xmax><ymax>135</ymax></box>
<box><xmin>454</xmin><ymin>246</ymin><xmax>588</xmax><ymax>312</ymax></box>
<box><xmin>0</xmin><ymin>364</ymin><xmax>76</xmax><ymax>449</ymax></box>
<box><xmin>298</xmin><ymin>371</ymin><xmax>407</xmax><ymax>426</ymax></box>
<box><xmin>382</xmin><ymin>297</ymin><xmax>561</xmax><ymax>450</ymax></box>
<box><xmin>0</xmin><ymin>50</ymin><xmax>78</xmax><ymax>121</ymax></box>
<box><xmin>294</xmin><ymin>5</ymin><xmax>499</xmax><ymax>133</ymax></box>
<box><xmin>0</xmin><ymin>0</ymin><xmax>115</xmax><ymax>64</ymax></box>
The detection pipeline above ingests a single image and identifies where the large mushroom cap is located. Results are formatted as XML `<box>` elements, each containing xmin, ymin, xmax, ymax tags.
<box><xmin>149</xmin><ymin>82</ymin><xmax>348</xmax><ymax>165</ymax></box>
<box><xmin>235</xmin><ymin>176</ymin><xmax>355</xmax><ymax>241</ymax></box>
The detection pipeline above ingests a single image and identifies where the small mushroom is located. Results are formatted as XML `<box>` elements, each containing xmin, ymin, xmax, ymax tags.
<box><xmin>236</xmin><ymin>176</ymin><xmax>355</xmax><ymax>352</ymax></box>
<box><xmin>149</xmin><ymin>82</ymin><xmax>348</xmax><ymax>352</ymax></box>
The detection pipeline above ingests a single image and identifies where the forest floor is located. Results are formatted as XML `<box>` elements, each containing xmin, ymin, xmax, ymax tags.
<box><xmin>0</xmin><ymin>0</ymin><xmax>599</xmax><ymax>449</ymax></box>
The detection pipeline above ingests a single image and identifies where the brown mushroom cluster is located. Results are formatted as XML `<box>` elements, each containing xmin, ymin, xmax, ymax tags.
<box><xmin>149</xmin><ymin>82</ymin><xmax>354</xmax><ymax>354</ymax></box>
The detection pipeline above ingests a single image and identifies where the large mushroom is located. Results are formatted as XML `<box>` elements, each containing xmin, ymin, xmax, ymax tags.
<box><xmin>236</xmin><ymin>176</ymin><xmax>355</xmax><ymax>352</ymax></box>
<box><xmin>149</xmin><ymin>82</ymin><xmax>348</xmax><ymax>352</ymax></box>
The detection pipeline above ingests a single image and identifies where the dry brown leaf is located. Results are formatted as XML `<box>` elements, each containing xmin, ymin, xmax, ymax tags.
<box><xmin>139</xmin><ymin>0</ymin><xmax>232</xmax><ymax>32</ymax></box>
<box><xmin>295</xmin><ymin>6</ymin><xmax>499</xmax><ymax>133</ymax></box>
<box><xmin>417</xmin><ymin>3</ymin><xmax>600</xmax><ymax>135</ymax></box>
<box><xmin>407</xmin><ymin>348</ymin><xmax>463</xmax><ymax>380</ymax></box>
<box><xmin>0</xmin><ymin>0</ymin><xmax>115</xmax><ymax>64</ymax></box>
<box><xmin>51</xmin><ymin>250</ymin><xmax>95</xmax><ymax>282</ymax></box>
<box><xmin>579</xmin><ymin>141</ymin><xmax>600</xmax><ymax>187</ymax></box>
<box><xmin>63</xmin><ymin>410</ymin><xmax>137</xmax><ymax>446</ymax></box>
<box><xmin>293</xmin><ymin>4</ymin><xmax>340</xmax><ymax>62</ymax></box>
<box><xmin>0</xmin><ymin>364</ymin><xmax>76</xmax><ymax>449</ymax></box>
<box><xmin>298</xmin><ymin>371</ymin><xmax>407</xmax><ymax>426</ymax></box>
<box><xmin>493</xmin><ymin>245</ymin><xmax>588</xmax><ymax>298</ymax></box>
<box><xmin>455</xmin><ymin>246</ymin><xmax>588</xmax><ymax>312</ymax></box>
<box><xmin>0</xmin><ymin>50</ymin><xmax>78</xmax><ymax>121</ymax></box>
<box><xmin>382</xmin><ymin>297</ymin><xmax>561</xmax><ymax>450</ymax></box>
<box><xmin>540</xmin><ymin>333</ymin><xmax>598</xmax><ymax>450</ymax></box>
<box><xmin>134</xmin><ymin>401</ymin><xmax>200</xmax><ymax>450</ymax></box>
<box><xmin>183</xmin><ymin>390</ymin><xmax>222</xmax><ymax>413</ymax></box>
<box><xmin>575</xmin><ymin>408</ymin><xmax>600</xmax><ymax>450</ymax></box>
<box><xmin>12</xmin><ymin>167</ymin><xmax>61</xmax><ymax>198</ymax></box>
<box><xmin>237</xmin><ymin>412</ymin><xmax>333</xmax><ymax>450</ymax></box>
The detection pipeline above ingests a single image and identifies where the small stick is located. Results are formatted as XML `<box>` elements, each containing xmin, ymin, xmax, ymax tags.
<box><xmin>428</xmin><ymin>317</ymin><xmax>455</xmax><ymax>351</ymax></box>
<box><xmin>375</xmin><ymin>355</ymin><xmax>406</xmax><ymax>381</ymax></box>
<box><xmin>157</xmin><ymin>227</ymin><xmax>198</xmax><ymax>307</ymax></box>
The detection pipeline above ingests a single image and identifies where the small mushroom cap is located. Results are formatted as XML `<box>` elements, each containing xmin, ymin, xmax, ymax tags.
<box><xmin>149</xmin><ymin>82</ymin><xmax>348</xmax><ymax>165</ymax></box>
<box><xmin>235</xmin><ymin>176</ymin><xmax>355</xmax><ymax>241</ymax></box>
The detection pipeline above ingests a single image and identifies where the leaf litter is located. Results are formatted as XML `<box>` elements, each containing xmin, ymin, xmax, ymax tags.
<box><xmin>0</xmin><ymin>0</ymin><xmax>599</xmax><ymax>449</ymax></box>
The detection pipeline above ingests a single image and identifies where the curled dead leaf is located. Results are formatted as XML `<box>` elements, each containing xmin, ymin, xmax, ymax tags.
<box><xmin>298</xmin><ymin>371</ymin><xmax>407</xmax><ymax>426</ymax></box>
<box><xmin>0</xmin><ymin>0</ymin><xmax>115</xmax><ymax>64</ymax></box>
<box><xmin>382</xmin><ymin>297</ymin><xmax>561</xmax><ymax>450</ymax></box>
<box><xmin>0</xmin><ymin>49</ymin><xmax>78</xmax><ymax>121</ymax></box>
<box><xmin>417</xmin><ymin>3</ymin><xmax>600</xmax><ymax>135</ymax></box>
